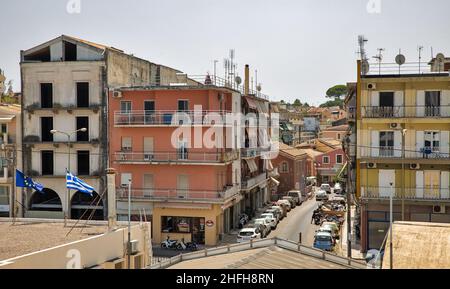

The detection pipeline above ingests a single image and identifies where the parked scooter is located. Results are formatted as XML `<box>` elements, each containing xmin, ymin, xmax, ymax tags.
<box><xmin>161</xmin><ymin>236</ymin><xmax>177</xmax><ymax>249</ymax></box>
<box><xmin>176</xmin><ymin>238</ymin><xmax>188</xmax><ymax>250</ymax></box>
<box><xmin>176</xmin><ymin>238</ymin><xmax>199</xmax><ymax>251</ymax></box>
<box><xmin>238</xmin><ymin>213</ymin><xmax>249</xmax><ymax>229</ymax></box>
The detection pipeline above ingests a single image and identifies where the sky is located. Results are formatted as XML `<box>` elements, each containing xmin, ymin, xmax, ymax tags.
<box><xmin>1</xmin><ymin>0</ymin><xmax>450</xmax><ymax>106</ymax></box>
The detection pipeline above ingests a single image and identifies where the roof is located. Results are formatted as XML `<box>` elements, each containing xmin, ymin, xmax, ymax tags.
<box><xmin>169</xmin><ymin>246</ymin><xmax>353</xmax><ymax>269</ymax></box>
<box><xmin>383</xmin><ymin>222</ymin><xmax>450</xmax><ymax>269</ymax></box>
<box><xmin>0</xmin><ymin>220</ymin><xmax>112</xmax><ymax>260</ymax></box>
<box><xmin>301</xmin><ymin>148</ymin><xmax>323</xmax><ymax>159</ymax></box>
<box><xmin>278</xmin><ymin>142</ymin><xmax>307</xmax><ymax>158</ymax></box>
<box><xmin>322</xmin><ymin>124</ymin><xmax>349</xmax><ymax>132</ymax></box>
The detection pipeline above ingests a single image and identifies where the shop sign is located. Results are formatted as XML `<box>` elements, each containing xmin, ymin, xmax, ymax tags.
<box><xmin>206</xmin><ymin>220</ymin><xmax>214</xmax><ymax>227</ymax></box>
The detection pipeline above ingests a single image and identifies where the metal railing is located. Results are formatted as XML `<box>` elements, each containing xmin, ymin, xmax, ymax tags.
<box><xmin>362</xmin><ymin>106</ymin><xmax>450</xmax><ymax>118</ymax></box>
<box><xmin>114</xmin><ymin>110</ymin><xmax>231</xmax><ymax>126</ymax></box>
<box><xmin>363</xmin><ymin>62</ymin><xmax>449</xmax><ymax>76</ymax></box>
<box><xmin>114</xmin><ymin>150</ymin><xmax>239</xmax><ymax>163</ymax></box>
<box><xmin>240</xmin><ymin>147</ymin><xmax>271</xmax><ymax>158</ymax></box>
<box><xmin>116</xmin><ymin>186</ymin><xmax>239</xmax><ymax>202</ymax></box>
<box><xmin>361</xmin><ymin>146</ymin><xmax>450</xmax><ymax>159</ymax></box>
<box><xmin>361</xmin><ymin>186</ymin><xmax>450</xmax><ymax>201</ymax></box>
<box><xmin>148</xmin><ymin>237</ymin><xmax>366</xmax><ymax>269</ymax></box>
<box><xmin>241</xmin><ymin>173</ymin><xmax>268</xmax><ymax>190</ymax></box>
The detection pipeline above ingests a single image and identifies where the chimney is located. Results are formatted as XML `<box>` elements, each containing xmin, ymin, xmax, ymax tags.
<box><xmin>106</xmin><ymin>168</ymin><xmax>117</xmax><ymax>230</ymax></box>
<box><xmin>244</xmin><ymin>64</ymin><xmax>250</xmax><ymax>95</ymax></box>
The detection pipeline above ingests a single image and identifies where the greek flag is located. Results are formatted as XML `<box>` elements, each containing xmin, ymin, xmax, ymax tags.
<box><xmin>66</xmin><ymin>171</ymin><xmax>94</xmax><ymax>196</ymax></box>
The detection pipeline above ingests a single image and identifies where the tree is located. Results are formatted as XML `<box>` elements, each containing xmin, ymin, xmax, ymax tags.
<box><xmin>319</xmin><ymin>99</ymin><xmax>344</xmax><ymax>108</ymax></box>
<box><xmin>280</xmin><ymin>100</ymin><xmax>285</xmax><ymax>104</ymax></box>
<box><xmin>326</xmin><ymin>85</ymin><xmax>348</xmax><ymax>100</ymax></box>
<box><xmin>293</xmin><ymin>99</ymin><xmax>302</xmax><ymax>106</ymax></box>
<box><xmin>303</xmin><ymin>102</ymin><xmax>310</xmax><ymax>107</ymax></box>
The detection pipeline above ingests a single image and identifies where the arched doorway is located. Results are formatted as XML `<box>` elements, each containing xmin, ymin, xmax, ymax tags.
<box><xmin>29</xmin><ymin>188</ymin><xmax>62</xmax><ymax>211</ymax></box>
<box><xmin>70</xmin><ymin>191</ymin><xmax>104</xmax><ymax>220</ymax></box>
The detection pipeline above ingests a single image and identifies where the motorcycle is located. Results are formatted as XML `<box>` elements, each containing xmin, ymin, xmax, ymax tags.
<box><xmin>186</xmin><ymin>241</ymin><xmax>198</xmax><ymax>251</ymax></box>
<box><xmin>176</xmin><ymin>238</ymin><xmax>198</xmax><ymax>251</ymax></box>
<box><xmin>161</xmin><ymin>236</ymin><xmax>177</xmax><ymax>249</ymax></box>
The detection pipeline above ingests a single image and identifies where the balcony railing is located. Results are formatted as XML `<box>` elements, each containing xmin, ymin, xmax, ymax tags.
<box><xmin>116</xmin><ymin>185</ymin><xmax>239</xmax><ymax>202</ymax></box>
<box><xmin>241</xmin><ymin>172</ymin><xmax>268</xmax><ymax>190</ymax></box>
<box><xmin>240</xmin><ymin>147</ymin><xmax>271</xmax><ymax>158</ymax></box>
<box><xmin>113</xmin><ymin>150</ymin><xmax>239</xmax><ymax>163</ymax></box>
<box><xmin>362</xmin><ymin>106</ymin><xmax>450</xmax><ymax>118</ymax></box>
<box><xmin>114</xmin><ymin>110</ymin><xmax>231</xmax><ymax>126</ymax></box>
<box><xmin>361</xmin><ymin>146</ymin><xmax>450</xmax><ymax>159</ymax></box>
<box><xmin>361</xmin><ymin>186</ymin><xmax>450</xmax><ymax>201</ymax></box>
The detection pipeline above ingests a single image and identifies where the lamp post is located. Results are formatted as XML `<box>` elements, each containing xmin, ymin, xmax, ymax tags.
<box><xmin>401</xmin><ymin>129</ymin><xmax>407</xmax><ymax>221</ymax></box>
<box><xmin>127</xmin><ymin>178</ymin><xmax>132</xmax><ymax>269</ymax></box>
<box><xmin>389</xmin><ymin>181</ymin><xmax>394</xmax><ymax>270</ymax></box>
<box><xmin>50</xmin><ymin>128</ymin><xmax>87</xmax><ymax>226</ymax></box>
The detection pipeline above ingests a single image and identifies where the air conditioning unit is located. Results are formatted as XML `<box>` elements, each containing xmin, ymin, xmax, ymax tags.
<box><xmin>410</xmin><ymin>163</ymin><xmax>420</xmax><ymax>170</ymax></box>
<box><xmin>389</xmin><ymin>123</ymin><xmax>401</xmax><ymax>129</ymax></box>
<box><xmin>367</xmin><ymin>163</ymin><xmax>377</xmax><ymax>169</ymax></box>
<box><xmin>367</xmin><ymin>83</ymin><xmax>377</xmax><ymax>90</ymax></box>
<box><xmin>112</xmin><ymin>90</ymin><xmax>122</xmax><ymax>98</ymax></box>
<box><xmin>433</xmin><ymin>205</ymin><xmax>446</xmax><ymax>214</ymax></box>
<box><xmin>130</xmin><ymin>240</ymin><xmax>139</xmax><ymax>254</ymax></box>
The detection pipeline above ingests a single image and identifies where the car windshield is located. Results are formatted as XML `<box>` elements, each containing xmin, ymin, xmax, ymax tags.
<box><xmin>261</xmin><ymin>214</ymin><xmax>273</xmax><ymax>218</ymax></box>
<box><xmin>315</xmin><ymin>235</ymin><xmax>332</xmax><ymax>242</ymax></box>
<box><xmin>239</xmin><ymin>231</ymin><xmax>255</xmax><ymax>236</ymax></box>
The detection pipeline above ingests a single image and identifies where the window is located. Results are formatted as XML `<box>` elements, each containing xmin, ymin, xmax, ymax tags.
<box><xmin>0</xmin><ymin>186</ymin><xmax>9</xmax><ymax>206</ymax></box>
<box><xmin>1</xmin><ymin>124</ymin><xmax>7</xmax><ymax>134</ymax></box>
<box><xmin>41</xmin><ymin>117</ymin><xmax>53</xmax><ymax>142</ymax></box>
<box><xmin>178</xmin><ymin>100</ymin><xmax>189</xmax><ymax>112</ymax></box>
<box><xmin>177</xmin><ymin>140</ymin><xmax>188</xmax><ymax>160</ymax></box>
<box><xmin>40</xmin><ymin>83</ymin><xmax>53</xmax><ymax>108</ymax></box>
<box><xmin>143</xmin><ymin>174</ymin><xmax>154</xmax><ymax>197</ymax></box>
<box><xmin>120</xmin><ymin>173</ymin><xmax>132</xmax><ymax>187</ymax></box>
<box><xmin>424</xmin><ymin>132</ymin><xmax>440</xmax><ymax>152</ymax></box>
<box><xmin>76</xmin><ymin>117</ymin><xmax>89</xmax><ymax>141</ymax></box>
<box><xmin>323</xmin><ymin>156</ymin><xmax>330</xmax><ymax>164</ymax></box>
<box><xmin>64</xmin><ymin>41</ymin><xmax>77</xmax><ymax>61</ymax></box>
<box><xmin>281</xmin><ymin>162</ymin><xmax>288</xmax><ymax>173</ymax></box>
<box><xmin>41</xmin><ymin>151</ymin><xmax>54</xmax><ymax>175</ymax></box>
<box><xmin>336</xmin><ymin>154</ymin><xmax>343</xmax><ymax>164</ymax></box>
<box><xmin>121</xmin><ymin>137</ymin><xmax>132</xmax><ymax>151</ymax></box>
<box><xmin>378</xmin><ymin>92</ymin><xmax>394</xmax><ymax>117</ymax></box>
<box><xmin>120</xmin><ymin>101</ymin><xmax>132</xmax><ymax>113</ymax></box>
<box><xmin>337</xmin><ymin>133</ymin><xmax>341</xmax><ymax>140</ymax></box>
<box><xmin>425</xmin><ymin>91</ymin><xmax>441</xmax><ymax>116</ymax></box>
<box><xmin>379</xmin><ymin>131</ymin><xmax>394</xmax><ymax>157</ymax></box>
<box><xmin>77</xmin><ymin>151</ymin><xmax>90</xmax><ymax>175</ymax></box>
<box><xmin>76</xmin><ymin>82</ymin><xmax>89</xmax><ymax>108</ymax></box>
<box><xmin>161</xmin><ymin>216</ymin><xmax>205</xmax><ymax>235</ymax></box>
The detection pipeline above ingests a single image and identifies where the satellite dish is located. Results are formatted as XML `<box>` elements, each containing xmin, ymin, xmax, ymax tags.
<box><xmin>395</xmin><ymin>54</ymin><xmax>406</xmax><ymax>65</ymax></box>
<box><xmin>256</xmin><ymin>84</ymin><xmax>262</xmax><ymax>92</ymax></box>
<box><xmin>361</xmin><ymin>60</ymin><xmax>370</xmax><ymax>75</ymax></box>
<box><xmin>436</xmin><ymin>53</ymin><xmax>445</xmax><ymax>60</ymax></box>
<box><xmin>235</xmin><ymin>76</ymin><xmax>242</xmax><ymax>85</ymax></box>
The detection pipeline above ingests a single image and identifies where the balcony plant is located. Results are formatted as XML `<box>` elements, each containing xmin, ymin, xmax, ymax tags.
<box><xmin>23</xmin><ymin>135</ymin><xmax>40</xmax><ymax>143</ymax></box>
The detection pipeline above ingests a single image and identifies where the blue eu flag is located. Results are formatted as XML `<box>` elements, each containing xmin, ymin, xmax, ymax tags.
<box><xmin>16</xmin><ymin>170</ymin><xmax>44</xmax><ymax>193</ymax></box>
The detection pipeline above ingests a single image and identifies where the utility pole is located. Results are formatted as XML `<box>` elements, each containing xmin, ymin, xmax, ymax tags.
<box><xmin>389</xmin><ymin>182</ymin><xmax>394</xmax><ymax>270</ymax></box>
<box><xmin>127</xmin><ymin>178</ymin><xmax>132</xmax><ymax>269</ymax></box>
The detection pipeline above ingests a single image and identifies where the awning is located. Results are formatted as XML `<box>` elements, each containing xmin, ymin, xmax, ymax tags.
<box><xmin>336</xmin><ymin>162</ymin><xmax>348</xmax><ymax>182</ymax></box>
<box><xmin>269</xmin><ymin>177</ymin><xmax>280</xmax><ymax>186</ymax></box>
<box><xmin>245</xmin><ymin>159</ymin><xmax>258</xmax><ymax>173</ymax></box>
<box><xmin>245</xmin><ymin>97</ymin><xmax>258</xmax><ymax>111</ymax></box>
<box><xmin>256</xmin><ymin>100</ymin><xmax>269</xmax><ymax>114</ymax></box>
<box><xmin>264</xmin><ymin>159</ymin><xmax>274</xmax><ymax>171</ymax></box>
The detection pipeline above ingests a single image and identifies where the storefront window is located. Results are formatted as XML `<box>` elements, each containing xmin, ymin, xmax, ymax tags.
<box><xmin>161</xmin><ymin>216</ymin><xmax>206</xmax><ymax>236</ymax></box>
<box><xmin>0</xmin><ymin>186</ymin><xmax>8</xmax><ymax>205</ymax></box>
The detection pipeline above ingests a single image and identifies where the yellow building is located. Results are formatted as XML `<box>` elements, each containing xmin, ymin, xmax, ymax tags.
<box><xmin>356</xmin><ymin>60</ymin><xmax>450</xmax><ymax>252</ymax></box>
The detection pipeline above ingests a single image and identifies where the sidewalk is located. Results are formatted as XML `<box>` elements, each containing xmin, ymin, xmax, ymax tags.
<box><xmin>339</xmin><ymin>205</ymin><xmax>365</xmax><ymax>260</ymax></box>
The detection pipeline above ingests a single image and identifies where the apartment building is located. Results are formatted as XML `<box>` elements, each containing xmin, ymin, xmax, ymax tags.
<box><xmin>0</xmin><ymin>105</ymin><xmax>21</xmax><ymax>217</ymax></box>
<box><xmin>356</xmin><ymin>60</ymin><xmax>450</xmax><ymax>251</ymax></box>
<box><xmin>20</xmin><ymin>35</ymin><xmax>185</xmax><ymax>220</ymax></box>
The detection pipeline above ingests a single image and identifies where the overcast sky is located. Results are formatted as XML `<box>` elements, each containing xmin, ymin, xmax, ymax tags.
<box><xmin>1</xmin><ymin>0</ymin><xmax>450</xmax><ymax>106</ymax></box>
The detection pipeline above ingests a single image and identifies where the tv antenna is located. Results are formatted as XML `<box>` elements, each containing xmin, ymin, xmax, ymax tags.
<box><xmin>372</xmin><ymin>48</ymin><xmax>385</xmax><ymax>75</ymax></box>
<box><xmin>418</xmin><ymin>46</ymin><xmax>423</xmax><ymax>74</ymax></box>
<box><xmin>358</xmin><ymin>35</ymin><xmax>368</xmax><ymax>61</ymax></box>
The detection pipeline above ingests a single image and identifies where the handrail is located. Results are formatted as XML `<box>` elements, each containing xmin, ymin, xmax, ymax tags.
<box><xmin>362</xmin><ymin>105</ymin><xmax>450</xmax><ymax>118</ymax></box>
<box><xmin>116</xmin><ymin>186</ymin><xmax>239</xmax><ymax>201</ymax></box>
<box><xmin>113</xmin><ymin>150</ymin><xmax>239</xmax><ymax>163</ymax></box>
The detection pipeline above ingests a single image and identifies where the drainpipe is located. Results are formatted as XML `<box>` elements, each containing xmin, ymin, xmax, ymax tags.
<box><xmin>244</xmin><ymin>65</ymin><xmax>250</xmax><ymax>95</ymax></box>
<box><xmin>106</xmin><ymin>168</ymin><xmax>117</xmax><ymax>230</ymax></box>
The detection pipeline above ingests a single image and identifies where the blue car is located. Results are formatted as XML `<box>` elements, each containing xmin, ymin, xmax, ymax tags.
<box><xmin>313</xmin><ymin>231</ymin><xmax>334</xmax><ymax>251</ymax></box>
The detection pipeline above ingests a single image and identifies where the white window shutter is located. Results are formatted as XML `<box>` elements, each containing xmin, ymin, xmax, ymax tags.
<box><xmin>416</xmin><ymin>90</ymin><xmax>425</xmax><ymax>117</ymax></box>
<box><xmin>416</xmin><ymin>131</ymin><xmax>424</xmax><ymax>158</ymax></box>
<box><xmin>440</xmin><ymin>131</ymin><xmax>450</xmax><ymax>156</ymax></box>
<box><xmin>416</xmin><ymin>171</ymin><xmax>424</xmax><ymax>199</ymax></box>
<box><xmin>371</xmin><ymin>91</ymin><xmax>380</xmax><ymax>107</ymax></box>
<box><xmin>442</xmin><ymin>90</ymin><xmax>450</xmax><ymax>117</ymax></box>
<box><xmin>394</xmin><ymin>91</ymin><xmax>404</xmax><ymax>116</ymax></box>
<box><xmin>371</xmin><ymin>130</ymin><xmax>379</xmax><ymax>157</ymax></box>
<box><xmin>394</xmin><ymin>130</ymin><xmax>402</xmax><ymax>157</ymax></box>
<box><xmin>441</xmin><ymin>171</ymin><xmax>450</xmax><ymax>199</ymax></box>
<box><xmin>121</xmin><ymin>173</ymin><xmax>132</xmax><ymax>186</ymax></box>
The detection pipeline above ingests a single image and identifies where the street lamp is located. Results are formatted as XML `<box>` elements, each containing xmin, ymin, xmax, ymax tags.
<box><xmin>401</xmin><ymin>129</ymin><xmax>407</xmax><ymax>221</ymax></box>
<box><xmin>389</xmin><ymin>181</ymin><xmax>394</xmax><ymax>270</ymax></box>
<box><xmin>127</xmin><ymin>178</ymin><xmax>132</xmax><ymax>269</ymax></box>
<box><xmin>51</xmin><ymin>128</ymin><xmax>87</xmax><ymax>226</ymax></box>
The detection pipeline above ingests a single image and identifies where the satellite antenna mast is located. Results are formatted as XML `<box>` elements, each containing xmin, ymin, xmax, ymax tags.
<box><xmin>373</xmin><ymin>48</ymin><xmax>385</xmax><ymax>75</ymax></box>
<box><xmin>358</xmin><ymin>35</ymin><xmax>368</xmax><ymax>61</ymax></box>
<box><xmin>418</xmin><ymin>46</ymin><xmax>423</xmax><ymax>74</ymax></box>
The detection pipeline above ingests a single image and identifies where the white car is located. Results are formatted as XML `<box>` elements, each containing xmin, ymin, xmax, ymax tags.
<box><xmin>260</xmin><ymin>213</ymin><xmax>277</xmax><ymax>229</ymax></box>
<box><xmin>254</xmin><ymin>218</ymin><xmax>272</xmax><ymax>237</ymax></box>
<box><xmin>320</xmin><ymin>184</ymin><xmax>332</xmax><ymax>194</ymax></box>
<box><xmin>237</xmin><ymin>227</ymin><xmax>262</xmax><ymax>243</ymax></box>
<box><xmin>334</xmin><ymin>183</ymin><xmax>343</xmax><ymax>195</ymax></box>
<box><xmin>276</xmin><ymin>200</ymin><xmax>291</xmax><ymax>212</ymax></box>
<box><xmin>316</xmin><ymin>190</ymin><xmax>329</xmax><ymax>201</ymax></box>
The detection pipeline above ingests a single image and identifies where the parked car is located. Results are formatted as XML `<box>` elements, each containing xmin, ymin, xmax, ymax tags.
<box><xmin>322</xmin><ymin>221</ymin><xmax>340</xmax><ymax>232</ymax></box>
<box><xmin>248</xmin><ymin>222</ymin><xmax>269</xmax><ymax>238</ymax></box>
<box><xmin>320</xmin><ymin>184</ymin><xmax>332</xmax><ymax>194</ymax></box>
<box><xmin>318</xmin><ymin>225</ymin><xmax>339</xmax><ymax>240</ymax></box>
<box><xmin>276</xmin><ymin>200</ymin><xmax>291</xmax><ymax>212</ymax></box>
<box><xmin>282</xmin><ymin>196</ymin><xmax>296</xmax><ymax>208</ymax></box>
<box><xmin>313</xmin><ymin>231</ymin><xmax>334</xmax><ymax>251</ymax></box>
<box><xmin>315</xmin><ymin>190</ymin><xmax>329</xmax><ymax>201</ymax></box>
<box><xmin>237</xmin><ymin>227</ymin><xmax>262</xmax><ymax>243</ymax></box>
<box><xmin>270</xmin><ymin>205</ymin><xmax>286</xmax><ymax>219</ymax></box>
<box><xmin>260</xmin><ymin>213</ymin><xmax>278</xmax><ymax>229</ymax></box>
<box><xmin>254</xmin><ymin>218</ymin><xmax>271</xmax><ymax>237</ymax></box>
<box><xmin>265</xmin><ymin>208</ymin><xmax>281</xmax><ymax>223</ymax></box>
<box><xmin>334</xmin><ymin>183</ymin><xmax>343</xmax><ymax>195</ymax></box>
<box><xmin>287</xmin><ymin>190</ymin><xmax>302</xmax><ymax>205</ymax></box>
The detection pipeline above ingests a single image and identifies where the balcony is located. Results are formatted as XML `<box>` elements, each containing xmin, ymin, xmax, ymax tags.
<box><xmin>0</xmin><ymin>167</ymin><xmax>11</xmax><ymax>184</ymax></box>
<box><xmin>241</xmin><ymin>172</ymin><xmax>268</xmax><ymax>191</ymax></box>
<box><xmin>362</xmin><ymin>106</ymin><xmax>450</xmax><ymax>118</ymax></box>
<box><xmin>114</xmin><ymin>110</ymin><xmax>231</xmax><ymax>127</ymax></box>
<box><xmin>361</xmin><ymin>146</ymin><xmax>450</xmax><ymax>161</ymax></box>
<box><xmin>113</xmin><ymin>150</ymin><xmax>239</xmax><ymax>164</ymax></box>
<box><xmin>361</xmin><ymin>186</ymin><xmax>450</xmax><ymax>202</ymax></box>
<box><xmin>240</xmin><ymin>147</ymin><xmax>271</xmax><ymax>159</ymax></box>
<box><xmin>116</xmin><ymin>185</ymin><xmax>240</xmax><ymax>203</ymax></box>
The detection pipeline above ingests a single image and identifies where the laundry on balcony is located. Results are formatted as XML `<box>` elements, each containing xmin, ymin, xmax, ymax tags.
<box><xmin>245</xmin><ymin>159</ymin><xmax>258</xmax><ymax>173</ymax></box>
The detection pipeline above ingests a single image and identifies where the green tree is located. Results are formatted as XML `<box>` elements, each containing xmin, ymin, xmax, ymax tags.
<box><xmin>319</xmin><ymin>99</ymin><xmax>344</xmax><ymax>108</ymax></box>
<box><xmin>303</xmin><ymin>102</ymin><xmax>310</xmax><ymax>107</ymax></box>
<box><xmin>293</xmin><ymin>99</ymin><xmax>302</xmax><ymax>106</ymax></box>
<box><xmin>326</xmin><ymin>85</ymin><xmax>348</xmax><ymax>100</ymax></box>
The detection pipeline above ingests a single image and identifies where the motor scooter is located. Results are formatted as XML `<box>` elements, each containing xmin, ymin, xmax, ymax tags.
<box><xmin>161</xmin><ymin>236</ymin><xmax>177</xmax><ymax>249</ymax></box>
